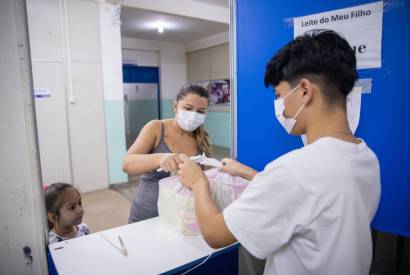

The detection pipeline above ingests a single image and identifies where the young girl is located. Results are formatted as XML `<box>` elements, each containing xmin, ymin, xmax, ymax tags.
<box><xmin>123</xmin><ymin>84</ymin><xmax>212</xmax><ymax>223</ymax></box>
<box><xmin>44</xmin><ymin>183</ymin><xmax>90</xmax><ymax>244</ymax></box>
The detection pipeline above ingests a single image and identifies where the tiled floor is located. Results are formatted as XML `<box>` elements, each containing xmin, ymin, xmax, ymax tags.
<box><xmin>110</xmin><ymin>178</ymin><xmax>139</xmax><ymax>202</ymax></box>
<box><xmin>81</xmin><ymin>189</ymin><xmax>131</xmax><ymax>232</ymax></box>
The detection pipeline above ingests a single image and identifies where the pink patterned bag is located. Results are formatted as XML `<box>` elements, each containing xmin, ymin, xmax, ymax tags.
<box><xmin>158</xmin><ymin>168</ymin><xmax>249</xmax><ymax>235</ymax></box>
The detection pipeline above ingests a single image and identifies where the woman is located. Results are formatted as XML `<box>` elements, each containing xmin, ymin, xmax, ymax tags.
<box><xmin>123</xmin><ymin>84</ymin><xmax>211</xmax><ymax>223</ymax></box>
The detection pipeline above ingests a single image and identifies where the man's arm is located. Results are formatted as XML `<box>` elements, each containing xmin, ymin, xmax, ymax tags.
<box><xmin>177</xmin><ymin>154</ymin><xmax>237</xmax><ymax>248</ymax></box>
<box><xmin>192</xmin><ymin>177</ymin><xmax>237</xmax><ymax>248</ymax></box>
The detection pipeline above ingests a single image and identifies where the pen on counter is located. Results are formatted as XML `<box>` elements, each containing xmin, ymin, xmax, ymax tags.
<box><xmin>118</xmin><ymin>236</ymin><xmax>128</xmax><ymax>256</ymax></box>
<box><xmin>100</xmin><ymin>233</ymin><xmax>128</xmax><ymax>257</ymax></box>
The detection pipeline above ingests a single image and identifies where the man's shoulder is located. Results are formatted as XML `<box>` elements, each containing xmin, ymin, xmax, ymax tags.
<box><xmin>265</xmin><ymin>143</ymin><xmax>317</xmax><ymax>170</ymax></box>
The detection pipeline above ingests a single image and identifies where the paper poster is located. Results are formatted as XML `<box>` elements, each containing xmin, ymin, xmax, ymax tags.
<box><xmin>346</xmin><ymin>87</ymin><xmax>362</xmax><ymax>134</ymax></box>
<box><xmin>301</xmin><ymin>82</ymin><xmax>368</xmax><ymax>146</ymax></box>
<box><xmin>293</xmin><ymin>1</ymin><xmax>383</xmax><ymax>69</ymax></box>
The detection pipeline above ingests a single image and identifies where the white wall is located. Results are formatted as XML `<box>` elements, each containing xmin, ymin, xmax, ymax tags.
<box><xmin>186</xmin><ymin>31</ymin><xmax>229</xmax><ymax>52</ymax></box>
<box><xmin>99</xmin><ymin>2</ymin><xmax>129</xmax><ymax>184</ymax></box>
<box><xmin>27</xmin><ymin>0</ymin><xmax>73</xmax><ymax>184</ymax></box>
<box><xmin>0</xmin><ymin>0</ymin><xmax>48</xmax><ymax>273</ymax></box>
<box><xmin>122</xmin><ymin>37</ymin><xmax>188</xmax><ymax>99</ymax></box>
<box><xmin>122</xmin><ymin>49</ymin><xmax>160</xmax><ymax>66</ymax></box>
<box><xmin>27</xmin><ymin>0</ymin><xmax>110</xmax><ymax>192</ymax></box>
<box><xmin>186</xmin><ymin>43</ymin><xmax>229</xmax><ymax>82</ymax></box>
<box><xmin>100</xmin><ymin>2</ymin><xmax>124</xmax><ymax>101</ymax></box>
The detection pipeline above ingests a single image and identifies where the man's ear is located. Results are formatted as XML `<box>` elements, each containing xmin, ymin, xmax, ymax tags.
<box><xmin>299</xmin><ymin>78</ymin><xmax>315</xmax><ymax>105</ymax></box>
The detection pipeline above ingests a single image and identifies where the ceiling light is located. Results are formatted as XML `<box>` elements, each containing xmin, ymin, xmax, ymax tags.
<box><xmin>157</xmin><ymin>22</ymin><xmax>164</xmax><ymax>33</ymax></box>
<box><xmin>143</xmin><ymin>21</ymin><xmax>177</xmax><ymax>32</ymax></box>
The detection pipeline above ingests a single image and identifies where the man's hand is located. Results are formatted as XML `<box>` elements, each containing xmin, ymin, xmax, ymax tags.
<box><xmin>178</xmin><ymin>154</ymin><xmax>208</xmax><ymax>189</ymax></box>
<box><xmin>179</xmin><ymin>155</ymin><xmax>237</xmax><ymax>249</ymax></box>
<box><xmin>159</xmin><ymin>153</ymin><xmax>182</xmax><ymax>173</ymax></box>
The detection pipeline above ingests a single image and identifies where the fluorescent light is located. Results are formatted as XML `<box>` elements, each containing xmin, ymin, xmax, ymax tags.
<box><xmin>157</xmin><ymin>21</ymin><xmax>164</xmax><ymax>33</ymax></box>
<box><xmin>143</xmin><ymin>21</ymin><xmax>177</xmax><ymax>32</ymax></box>
<box><xmin>155</xmin><ymin>21</ymin><xmax>165</xmax><ymax>33</ymax></box>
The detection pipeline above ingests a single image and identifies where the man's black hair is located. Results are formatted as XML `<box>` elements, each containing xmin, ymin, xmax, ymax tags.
<box><xmin>264</xmin><ymin>29</ymin><xmax>358</xmax><ymax>105</ymax></box>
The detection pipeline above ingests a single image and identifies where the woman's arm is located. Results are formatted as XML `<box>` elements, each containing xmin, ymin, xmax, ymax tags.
<box><xmin>122</xmin><ymin>120</ymin><xmax>170</xmax><ymax>175</ymax></box>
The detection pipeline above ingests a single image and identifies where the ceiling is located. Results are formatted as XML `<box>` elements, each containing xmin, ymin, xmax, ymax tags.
<box><xmin>120</xmin><ymin>7</ymin><xmax>228</xmax><ymax>43</ymax></box>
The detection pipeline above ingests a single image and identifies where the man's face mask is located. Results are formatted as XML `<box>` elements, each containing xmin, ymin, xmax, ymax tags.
<box><xmin>176</xmin><ymin>109</ymin><xmax>206</xmax><ymax>132</ymax></box>
<box><xmin>274</xmin><ymin>84</ymin><xmax>305</xmax><ymax>134</ymax></box>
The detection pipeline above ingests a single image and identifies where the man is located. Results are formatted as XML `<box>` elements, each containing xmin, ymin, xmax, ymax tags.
<box><xmin>177</xmin><ymin>30</ymin><xmax>381</xmax><ymax>275</ymax></box>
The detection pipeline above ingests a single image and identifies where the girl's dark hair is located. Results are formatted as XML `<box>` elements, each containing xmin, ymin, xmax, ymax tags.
<box><xmin>44</xmin><ymin>183</ymin><xmax>80</xmax><ymax>230</ymax></box>
<box><xmin>264</xmin><ymin>29</ymin><xmax>358</xmax><ymax>106</ymax></box>
<box><xmin>176</xmin><ymin>84</ymin><xmax>212</xmax><ymax>156</ymax></box>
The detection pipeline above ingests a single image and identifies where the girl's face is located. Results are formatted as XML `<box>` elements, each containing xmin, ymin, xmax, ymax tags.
<box><xmin>53</xmin><ymin>190</ymin><xmax>84</xmax><ymax>228</ymax></box>
<box><xmin>174</xmin><ymin>93</ymin><xmax>209</xmax><ymax>115</ymax></box>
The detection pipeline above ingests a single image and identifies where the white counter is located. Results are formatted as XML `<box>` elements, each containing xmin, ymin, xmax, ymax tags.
<box><xmin>49</xmin><ymin>217</ymin><xmax>235</xmax><ymax>275</ymax></box>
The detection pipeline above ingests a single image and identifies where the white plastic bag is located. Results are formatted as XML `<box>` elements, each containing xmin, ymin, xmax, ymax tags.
<box><xmin>158</xmin><ymin>168</ymin><xmax>249</xmax><ymax>235</ymax></box>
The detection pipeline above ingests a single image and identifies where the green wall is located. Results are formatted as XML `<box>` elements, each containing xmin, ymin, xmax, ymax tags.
<box><xmin>128</xmin><ymin>99</ymin><xmax>159</xmax><ymax>137</ymax></box>
<box><xmin>104</xmin><ymin>100</ymin><xmax>128</xmax><ymax>184</ymax></box>
<box><xmin>161</xmin><ymin>99</ymin><xmax>175</xmax><ymax>119</ymax></box>
<box><xmin>204</xmin><ymin>111</ymin><xmax>231</xmax><ymax>148</ymax></box>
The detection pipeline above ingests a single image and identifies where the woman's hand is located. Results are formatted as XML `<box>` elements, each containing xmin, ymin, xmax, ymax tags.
<box><xmin>159</xmin><ymin>153</ymin><xmax>182</xmax><ymax>173</ymax></box>
<box><xmin>178</xmin><ymin>154</ymin><xmax>208</xmax><ymax>189</ymax></box>
<box><xmin>219</xmin><ymin>158</ymin><xmax>257</xmax><ymax>181</ymax></box>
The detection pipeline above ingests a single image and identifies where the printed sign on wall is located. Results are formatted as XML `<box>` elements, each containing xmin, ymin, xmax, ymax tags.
<box><xmin>294</xmin><ymin>1</ymin><xmax>383</xmax><ymax>69</ymax></box>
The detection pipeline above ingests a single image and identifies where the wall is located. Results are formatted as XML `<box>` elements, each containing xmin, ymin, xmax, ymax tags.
<box><xmin>122</xmin><ymin>49</ymin><xmax>159</xmax><ymax>66</ymax></box>
<box><xmin>123</xmin><ymin>83</ymin><xmax>159</xmax><ymax>147</ymax></box>
<box><xmin>0</xmin><ymin>0</ymin><xmax>48</xmax><ymax>273</ymax></box>
<box><xmin>204</xmin><ymin>111</ymin><xmax>230</xmax><ymax>148</ymax></box>
<box><xmin>187</xmin><ymin>43</ymin><xmax>229</xmax><ymax>82</ymax></box>
<box><xmin>186</xmin><ymin>33</ymin><xmax>230</xmax><ymax>149</ymax></box>
<box><xmin>121</xmin><ymin>37</ymin><xmax>188</xmax><ymax>119</ymax></box>
<box><xmin>27</xmin><ymin>0</ymin><xmax>123</xmax><ymax>191</ymax></box>
<box><xmin>122</xmin><ymin>50</ymin><xmax>160</xmax><ymax>145</ymax></box>
<box><xmin>26</xmin><ymin>0</ymin><xmax>73</xmax><ymax>185</ymax></box>
<box><xmin>99</xmin><ymin>2</ymin><xmax>128</xmax><ymax>184</ymax></box>
<box><xmin>186</xmin><ymin>31</ymin><xmax>228</xmax><ymax>52</ymax></box>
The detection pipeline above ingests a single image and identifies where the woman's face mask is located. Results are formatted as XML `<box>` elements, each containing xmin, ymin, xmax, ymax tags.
<box><xmin>174</xmin><ymin>93</ymin><xmax>208</xmax><ymax>132</ymax></box>
<box><xmin>274</xmin><ymin>84</ymin><xmax>305</xmax><ymax>134</ymax></box>
<box><xmin>176</xmin><ymin>109</ymin><xmax>206</xmax><ymax>132</ymax></box>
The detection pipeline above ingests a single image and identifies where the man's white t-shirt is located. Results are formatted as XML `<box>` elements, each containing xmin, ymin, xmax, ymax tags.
<box><xmin>223</xmin><ymin>137</ymin><xmax>381</xmax><ymax>275</ymax></box>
